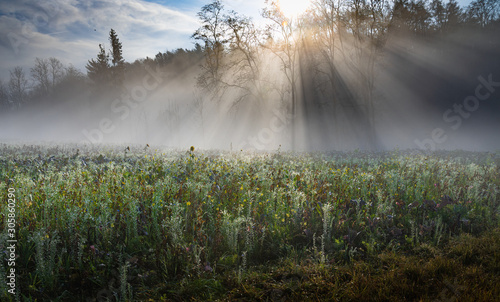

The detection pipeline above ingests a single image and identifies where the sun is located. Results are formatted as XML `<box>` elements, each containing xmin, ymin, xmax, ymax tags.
<box><xmin>277</xmin><ymin>0</ymin><xmax>312</xmax><ymax>18</ymax></box>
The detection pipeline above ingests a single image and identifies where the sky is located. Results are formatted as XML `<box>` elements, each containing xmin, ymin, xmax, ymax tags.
<box><xmin>0</xmin><ymin>0</ymin><xmax>266</xmax><ymax>82</ymax></box>
<box><xmin>0</xmin><ymin>0</ymin><xmax>473</xmax><ymax>83</ymax></box>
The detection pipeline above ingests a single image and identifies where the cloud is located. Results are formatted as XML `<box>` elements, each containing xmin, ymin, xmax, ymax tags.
<box><xmin>0</xmin><ymin>0</ymin><xmax>199</xmax><ymax>80</ymax></box>
<box><xmin>223</xmin><ymin>0</ymin><xmax>266</xmax><ymax>20</ymax></box>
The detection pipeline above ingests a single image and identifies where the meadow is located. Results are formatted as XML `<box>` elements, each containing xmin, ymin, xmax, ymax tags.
<box><xmin>0</xmin><ymin>144</ymin><xmax>499</xmax><ymax>301</ymax></box>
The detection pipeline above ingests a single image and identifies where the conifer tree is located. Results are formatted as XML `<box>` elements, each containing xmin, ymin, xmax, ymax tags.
<box><xmin>86</xmin><ymin>43</ymin><xmax>110</xmax><ymax>88</ymax></box>
<box><xmin>109</xmin><ymin>28</ymin><xmax>125</xmax><ymax>89</ymax></box>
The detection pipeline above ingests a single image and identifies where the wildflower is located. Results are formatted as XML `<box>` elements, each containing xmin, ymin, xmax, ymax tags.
<box><xmin>190</xmin><ymin>146</ymin><xmax>195</xmax><ymax>152</ymax></box>
<box><xmin>187</xmin><ymin>202</ymin><xmax>191</xmax><ymax>206</ymax></box>
<box><xmin>204</xmin><ymin>262</ymin><xmax>213</xmax><ymax>273</ymax></box>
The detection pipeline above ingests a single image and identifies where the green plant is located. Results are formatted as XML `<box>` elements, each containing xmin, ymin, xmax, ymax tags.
<box><xmin>1</xmin><ymin>144</ymin><xmax>499</xmax><ymax>300</ymax></box>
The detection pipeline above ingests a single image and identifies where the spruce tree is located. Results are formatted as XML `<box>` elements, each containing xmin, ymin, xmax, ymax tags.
<box><xmin>109</xmin><ymin>28</ymin><xmax>125</xmax><ymax>89</ymax></box>
<box><xmin>86</xmin><ymin>43</ymin><xmax>110</xmax><ymax>88</ymax></box>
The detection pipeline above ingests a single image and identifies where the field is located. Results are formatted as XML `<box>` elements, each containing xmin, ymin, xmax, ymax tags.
<box><xmin>0</xmin><ymin>144</ymin><xmax>499</xmax><ymax>301</ymax></box>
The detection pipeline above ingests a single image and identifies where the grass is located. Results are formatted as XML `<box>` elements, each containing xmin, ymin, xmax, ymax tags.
<box><xmin>0</xmin><ymin>144</ymin><xmax>498</xmax><ymax>301</ymax></box>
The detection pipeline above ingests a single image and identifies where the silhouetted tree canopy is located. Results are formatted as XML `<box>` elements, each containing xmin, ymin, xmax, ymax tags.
<box><xmin>86</xmin><ymin>43</ymin><xmax>110</xmax><ymax>87</ymax></box>
<box><xmin>109</xmin><ymin>28</ymin><xmax>125</xmax><ymax>89</ymax></box>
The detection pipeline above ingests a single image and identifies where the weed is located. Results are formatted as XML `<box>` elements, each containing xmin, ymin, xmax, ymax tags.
<box><xmin>0</xmin><ymin>145</ymin><xmax>498</xmax><ymax>300</ymax></box>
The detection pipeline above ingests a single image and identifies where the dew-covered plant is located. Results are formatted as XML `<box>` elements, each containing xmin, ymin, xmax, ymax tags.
<box><xmin>0</xmin><ymin>144</ymin><xmax>498</xmax><ymax>301</ymax></box>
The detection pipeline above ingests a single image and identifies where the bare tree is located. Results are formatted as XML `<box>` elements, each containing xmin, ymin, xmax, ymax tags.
<box><xmin>31</xmin><ymin>57</ymin><xmax>50</xmax><ymax>95</ymax></box>
<box><xmin>48</xmin><ymin>57</ymin><xmax>64</xmax><ymax>89</ymax></box>
<box><xmin>304</xmin><ymin>0</ymin><xmax>392</xmax><ymax>149</ymax></box>
<box><xmin>30</xmin><ymin>57</ymin><xmax>66</xmax><ymax>97</ymax></box>
<box><xmin>466</xmin><ymin>0</ymin><xmax>499</xmax><ymax>27</ymax></box>
<box><xmin>223</xmin><ymin>10</ymin><xmax>270</xmax><ymax>110</ymax></box>
<box><xmin>64</xmin><ymin>64</ymin><xmax>85</xmax><ymax>82</ymax></box>
<box><xmin>192</xmin><ymin>0</ymin><xmax>227</xmax><ymax>99</ymax></box>
<box><xmin>339</xmin><ymin>0</ymin><xmax>391</xmax><ymax>148</ymax></box>
<box><xmin>8</xmin><ymin>67</ymin><xmax>29</xmax><ymax>108</ymax></box>
<box><xmin>306</xmin><ymin>0</ymin><xmax>345</xmax><ymax>145</ymax></box>
<box><xmin>262</xmin><ymin>0</ymin><xmax>301</xmax><ymax>149</ymax></box>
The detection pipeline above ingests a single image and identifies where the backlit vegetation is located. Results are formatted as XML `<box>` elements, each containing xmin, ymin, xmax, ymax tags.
<box><xmin>0</xmin><ymin>144</ymin><xmax>499</xmax><ymax>300</ymax></box>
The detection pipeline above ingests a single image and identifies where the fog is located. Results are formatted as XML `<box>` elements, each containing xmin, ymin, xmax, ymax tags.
<box><xmin>1</xmin><ymin>1</ymin><xmax>499</xmax><ymax>153</ymax></box>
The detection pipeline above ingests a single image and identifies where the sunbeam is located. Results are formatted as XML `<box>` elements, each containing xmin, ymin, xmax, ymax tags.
<box><xmin>277</xmin><ymin>0</ymin><xmax>312</xmax><ymax>18</ymax></box>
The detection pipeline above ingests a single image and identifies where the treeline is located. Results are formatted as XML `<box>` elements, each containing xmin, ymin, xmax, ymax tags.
<box><xmin>0</xmin><ymin>58</ymin><xmax>86</xmax><ymax>111</ymax></box>
<box><xmin>0</xmin><ymin>0</ymin><xmax>497</xmax><ymax>111</ymax></box>
<box><xmin>187</xmin><ymin>0</ymin><xmax>500</xmax><ymax>149</ymax></box>
<box><xmin>0</xmin><ymin>0</ymin><xmax>499</xmax><ymax>148</ymax></box>
<box><xmin>0</xmin><ymin>29</ymin><xmax>204</xmax><ymax>112</ymax></box>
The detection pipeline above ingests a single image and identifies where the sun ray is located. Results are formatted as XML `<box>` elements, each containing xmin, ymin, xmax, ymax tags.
<box><xmin>277</xmin><ymin>0</ymin><xmax>312</xmax><ymax>18</ymax></box>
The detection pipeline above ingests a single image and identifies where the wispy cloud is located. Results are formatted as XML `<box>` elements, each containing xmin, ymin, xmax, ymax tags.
<box><xmin>0</xmin><ymin>0</ymin><xmax>200</xmax><ymax>80</ymax></box>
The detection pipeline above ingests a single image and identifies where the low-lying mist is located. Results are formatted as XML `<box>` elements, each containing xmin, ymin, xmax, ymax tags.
<box><xmin>0</xmin><ymin>26</ymin><xmax>499</xmax><ymax>152</ymax></box>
